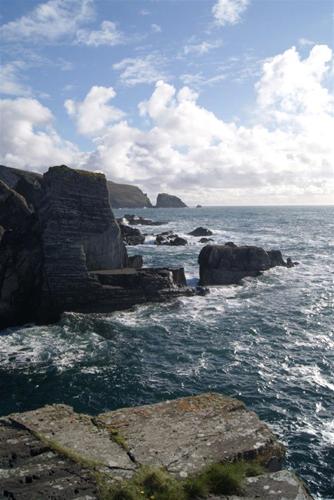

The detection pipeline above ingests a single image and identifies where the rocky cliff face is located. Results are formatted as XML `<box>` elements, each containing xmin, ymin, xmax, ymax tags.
<box><xmin>156</xmin><ymin>192</ymin><xmax>187</xmax><ymax>208</ymax></box>
<box><xmin>108</xmin><ymin>180</ymin><xmax>152</xmax><ymax>208</ymax></box>
<box><xmin>0</xmin><ymin>165</ymin><xmax>192</xmax><ymax>328</ymax></box>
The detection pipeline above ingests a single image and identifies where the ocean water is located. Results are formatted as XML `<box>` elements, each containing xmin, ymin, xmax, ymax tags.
<box><xmin>0</xmin><ymin>206</ymin><xmax>333</xmax><ymax>499</ymax></box>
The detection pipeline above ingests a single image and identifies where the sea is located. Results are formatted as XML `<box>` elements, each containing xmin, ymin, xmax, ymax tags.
<box><xmin>0</xmin><ymin>206</ymin><xmax>333</xmax><ymax>499</ymax></box>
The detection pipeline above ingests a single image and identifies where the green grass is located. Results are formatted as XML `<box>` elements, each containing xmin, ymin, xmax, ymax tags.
<box><xmin>97</xmin><ymin>460</ymin><xmax>265</xmax><ymax>500</ymax></box>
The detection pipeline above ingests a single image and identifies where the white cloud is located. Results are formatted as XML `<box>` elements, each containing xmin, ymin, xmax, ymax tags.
<box><xmin>151</xmin><ymin>23</ymin><xmax>162</xmax><ymax>33</ymax></box>
<box><xmin>76</xmin><ymin>20</ymin><xmax>124</xmax><ymax>46</ymax></box>
<box><xmin>65</xmin><ymin>86</ymin><xmax>125</xmax><ymax>136</ymax></box>
<box><xmin>212</xmin><ymin>0</ymin><xmax>249</xmax><ymax>26</ymax></box>
<box><xmin>298</xmin><ymin>37</ymin><xmax>315</xmax><ymax>47</ymax></box>
<box><xmin>113</xmin><ymin>54</ymin><xmax>167</xmax><ymax>86</ymax></box>
<box><xmin>0</xmin><ymin>97</ymin><xmax>78</xmax><ymax>170</ymax></box>
<box><xmin>184</xmin><ymin>40</ymin><xmax>222</xmax><ymax>56</ymax></box>
<box><xmin>81</xmin><ymin>45</ymin><xmax>334</xmax><ymax>204</ymax></box>
<box><xmin>0</xmin><ymin>61</ymin><xmax>30</xmax><ymax>96</ymax></box>
<box><xmin>0</xmin><ymin>0</ymin><xmax>94</xmax><ymax>43</ymax></box>
<box><xmin>1</xmin><ymin>45</ymin><xmax>333</xmax><ymax>205</ymax></box>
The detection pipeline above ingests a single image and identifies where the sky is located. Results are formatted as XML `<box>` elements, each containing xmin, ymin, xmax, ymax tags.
<box><xmin>0</xmin><ymin>0</ymin><xmax>333</xmax><ymax>206</ymax></box>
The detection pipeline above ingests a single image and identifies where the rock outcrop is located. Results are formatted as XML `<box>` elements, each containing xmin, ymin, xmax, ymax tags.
<box><xmin>199</xmin><ymin>243</ymin><xmax>296</xmax><ymax>286</ymax></box>
<box><xmin>155</xmin><ymin>231</ymin><xmax>188</xmax><ymax>246</ymax></box>
<box><xmin>119</xmin><ymin>223</ymin><xmax>145</xmax><ymax>245</ymax></box>
<box><xmin>0</xmin><ymin>393</ymin><xmax>312</xmax><ymax>499</ymax></box>
<box><xmin>107</xmin><ymin>180</ymin><xmax>152</xmax><ymax>208</ymax></box>
<box><xmin>189</xmin><ymin>227</ymin><xmax>213</xmax><ymax>237</ymax></box>
<box><xmin>0</xmin><ymin>165</ymin><xmax>194</xmax><ymax>329</ymax></box>
<box><xmin>120</xmin><ymin>214</ymin><xmax>166</xmax><ymax>226</ymax></box>
<box><xmin>156</xmin><ymin>192</ymin><xmax>187</xmax><ymax>208</ymax></box>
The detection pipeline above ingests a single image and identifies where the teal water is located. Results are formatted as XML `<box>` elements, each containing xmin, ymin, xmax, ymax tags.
<box><xmin>0</xmin><ymin>206</ymin><xmax>333</xmax><ymax>498</ymax></box>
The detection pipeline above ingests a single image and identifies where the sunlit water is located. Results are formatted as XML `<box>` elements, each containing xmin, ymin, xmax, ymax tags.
<box><xmin>0</xmin><ymin>206</ymin><xmax>333</xmax><ymax>498</ymax></box>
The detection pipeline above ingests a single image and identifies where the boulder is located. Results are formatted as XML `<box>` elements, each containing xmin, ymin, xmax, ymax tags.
<box><xmin>189</xmin><ymin>227</ymin><xmax>213</xmax><ymax>237</ymax></box>
<box><xmin>156</xmin><ymin>192</ymin><xmax>187</xmax><ymax>208</ymax></box>
<box><xmin>119</xmin><ymin>223</ymin><xmax>145</xmax><ymax>245</ymax></box>
<box><xmin>199</xmin><ymin>244</ymin><xmax>296</xmax><ymax>286</ymax></box>
<box><xmin>155</xmin><ymin>232</ymin><xmax>188</xmax><ymax>246</ymax></box>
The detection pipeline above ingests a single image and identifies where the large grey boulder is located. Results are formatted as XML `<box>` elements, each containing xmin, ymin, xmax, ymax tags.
<box><xmin>199</xmin><ymin>244</ymin><xmax>295</xmax><ymax>285</ymax></box>
<box><xmin>156</xmin><ymin>192</ymin><xmax>187</xmax><ymax>208</ymax></box>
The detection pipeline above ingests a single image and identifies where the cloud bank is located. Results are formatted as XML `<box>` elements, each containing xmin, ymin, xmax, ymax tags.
<box><xmin>1</xmin><ymin>45</ymin><xmax>333</xmax><ymax>204</ymax></box>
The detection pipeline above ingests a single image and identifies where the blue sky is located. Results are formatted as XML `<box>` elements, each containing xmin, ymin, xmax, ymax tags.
<box><xmin>0</xmin><ymin>0</ymin><xmax>333</xmax><ymax>205</ymax></box>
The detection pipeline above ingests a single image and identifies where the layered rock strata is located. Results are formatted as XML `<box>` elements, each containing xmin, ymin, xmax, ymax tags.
<box><xmin>0</xmin><ymin>393</ymin><xmax>312</xmax><ymax>499</ymax></box>
<box><xmin>0</xmin><ymin>165</ymin><xmax>193</xmax><ymax>328</ymax></box>
<box><xmin>199</xmin><ymin>243</ymin><xmax>296</xmax><ymax>285</ymax></box>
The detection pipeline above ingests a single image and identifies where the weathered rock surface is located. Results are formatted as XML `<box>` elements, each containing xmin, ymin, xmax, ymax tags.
<box><xmin>107</xmin><ymin>180</ymin><xmax>152</xmax><ymax>208</ymax></box>
<box><xmin>156</xmin><ymin>192</ymin><xmax>187</xmax><ymax>208</ymax></box>
<box><xmin>127</xmin><ymin>255</ymin><xmax>144</xmax><ymax>269</ymax></box>
<box><xmin>210</xmin><ymin>471</ymin><xmax>312</xmax><ymax>499</ymax></box>
<box><xmin>0</xmin><ymin>418</ymin><xmax>98</xmax><ymax>499</ymax></box>
<box><xmin>155</xmin><ymin>231</ymin><xmax>188</xmax><ymax>246</ymax></box>
<box><xmin>1</xmin><ymin>393</ymin><xmax>311</xmax><ymax>499</ymax></box>
<box><xmin>0</xmin><ymin>165</ymin><xmax>194</xmax><ymax>328</ymax></box>
<box><xmin>199</xmin><ymin>244</ymin><xmax>296</xmax><ymax>286</ymax></box>
<box><xmin>119</xmin><ymin>223</ymin><xmax>145</xmax><ymax>245</ymax></box>
<box><xmin>189</xmin><ymin>227</ymin><xmax>213</xmax><ymax>237</ymax></box>
<box><xmin>0</xmin><ymin>165</ymin><xmax>43</xmax><ymax>211</ymax></box>
<box><xmin>0</xmin><ymin>180</ymin><xmax>43</xmax><ymax>329</ymax></box>
<box><xmin>98</xmin><ymin>393</ymin><xmax>285</xmax><ymax>477</ymax></box>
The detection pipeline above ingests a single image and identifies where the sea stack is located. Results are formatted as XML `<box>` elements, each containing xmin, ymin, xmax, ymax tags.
<box><xmin>156</xmin><ymin>192</ymin><xmax>187</xmax><ymax>208</ymax></box>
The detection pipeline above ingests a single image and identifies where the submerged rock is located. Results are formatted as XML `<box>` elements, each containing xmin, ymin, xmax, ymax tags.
<box><xmin>199</xmin><ymin>237</ymin><xmax>214</xmax><ymax>243</ymax></box>
<box><xmin>199</xmin><ymin>243</ymin><xmax>296</xmax><ymax>286</ymax></box>
<box><xmin>189</xmin><ymin>226</ymin><xmax>213</xmax><ymax>237</ymax></box>
<box><xmin>155</xmin><ymin>192</ymin><xmax>187</xmax><ymax>208</ymax></box>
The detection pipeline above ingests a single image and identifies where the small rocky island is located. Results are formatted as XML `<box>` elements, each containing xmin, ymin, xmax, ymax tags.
<box><xmin>0</xmin><ymin>393</ymin><xmax>311</xmax><ymax>499</ymax></box>
<box><xmin>155</xmin><ymin>192</ymin><xmax>187</xmax><ymax>208</ymax></box>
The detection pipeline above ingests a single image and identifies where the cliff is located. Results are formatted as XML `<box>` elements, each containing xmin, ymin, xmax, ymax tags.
<box><xmin>156</xmin><ymin>192</ymin><xmax>187</xmax><ymax>208</ymax></box>
<box><xmin>0</xmin><ymin>165</ymin><xmax>152</xmax><ymax>209</ymax></box>
<box><xmin>0</xmin><ymin>165</ymin><xmax>193</xmax><ymax>328</ymax></box>
<box><xmin>0</xmin><ymin>393</ymin><xmax>312</xmax><ymax>499</ymax></box>
<box><xmin>107</xmin><ymin>180</ymin><xmax>152</xmax><ymax>208</ymax></box>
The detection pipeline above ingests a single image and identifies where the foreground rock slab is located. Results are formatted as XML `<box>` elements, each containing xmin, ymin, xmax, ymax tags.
<box><xmin>210</xmin><ymin>470</ymin><xmax>312</xmax><ymax>499</ymax></box>
<box><xmin>97</xmin><ymin>393</ymin><xmax>285</xmax><ymax>478</ymax></box>
<box><xmin>1</xmin><ymin>393</ymin><xmax>312</xmax><ymax>499</ymax></box>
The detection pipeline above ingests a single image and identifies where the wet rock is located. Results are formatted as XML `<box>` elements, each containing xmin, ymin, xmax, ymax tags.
<box><xmin>189</xmin><ymin>227</ymin><xmax>213</xmax><ymax>237</ymax></box>
<box><xmin>196</xmin><ymin>204</ymin><xmax>203</xmax><ymax>208</ymax></box>
<box><xmin>199</xmin><ymin>244</ymin><xmax>296</xmax><ymax>286</ymax></box>
<box><xmin>156</xmin><ymin>192</ymin><xmax>187</xmax><ymax>208</ymax></box>
<box><xmin>119</xmin><ymin>223</ymin><xmax>145</xmax><ymax>245</ymax></box>
<box><xmin>199</xmin><ymin>237</ymin><xmax>214</xmax><ymax>243</ymax></box>
<box><xmin>155</xmin><ymin>232</ymin><xmax>188</xmax><ymax>246</ymax></box>
<box><xmin>121</xmin><ymin>214</ymin><xmax>166</xmax><ymax>226</ymax></box>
